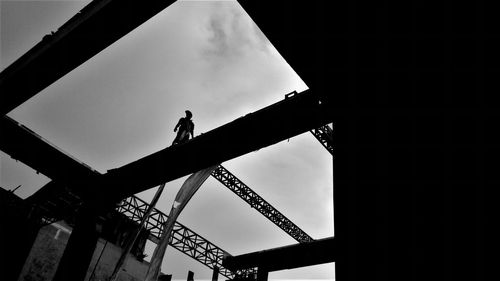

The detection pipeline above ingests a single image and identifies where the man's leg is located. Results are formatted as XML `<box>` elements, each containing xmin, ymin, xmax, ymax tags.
<box><xmin>178</xmin><ymin>131</ymin><xmax>190</xmax><ymax>144</ymax></box>
<box><xmin>172</xmin><ymin>132</ymin><xmax>182</xmax><ymax>145</ymax></box>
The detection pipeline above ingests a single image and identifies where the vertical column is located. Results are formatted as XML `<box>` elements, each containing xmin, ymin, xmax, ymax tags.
<box><xmin>333</xmin><ymin>118</ymin><xmax>352</xmax><ymax>281</ymax></box>
<box><xmin>212</xmin><ymin>266</ymin><xmax>219</xmax><ymax>281</ymax></box>
<box><xmin>53</xmin><ymin>204</ymin><xmax>99</xmax><ymax>281</ymax></box>
<box><xmin>187</xmin><ymin>270</ymin><xmax>194</xmax><ymax>281</ymax></box>
<box><xmin>159</xmin><ymin>274</ymin><xmax>172</xmax><ymax>281</ymax></box>
<box><xmin>256</xmin><ymin>267</ymin><xmax>268</xmax><ymax>281</ymax></box>
<box><xmin>0</xmin><ymin>204</ymin><xmax>40</xmax><ymax>281</ymax></box>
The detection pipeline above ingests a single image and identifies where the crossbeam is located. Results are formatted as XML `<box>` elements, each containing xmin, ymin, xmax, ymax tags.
<box><xmin>0</xmin><ymin>116</ymin><xmax>100</xmax><ymax>188</ymax></box>
<box><xmin>100</xmin><ymin>90</ymin><xmax>329</xmax><ymax>203</ymax></box>
<box><xmin>222</xmin><ymin>236</ymin><xmax>335</xmax><ymax>272</ymax></box>
<box><xmin>13</xmin><ymin>89</ymin><xmax>328</xmax><ymax>205</ymax></box>
<box><xmin>0</xmin><ymin>0</ymin><xmax>177</xmax><ymax>115</ymax></box>
<box><xmin>211</xmin><ymin>165</ymin><xmax>313</xmax><ymax>243</ymax></box>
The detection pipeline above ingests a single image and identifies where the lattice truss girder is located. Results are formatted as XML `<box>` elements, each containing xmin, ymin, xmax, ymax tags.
<box><xmin>310</xmin><ymin>123</ymin><xmax>334</xmax><ymax>155</ymax></box>
<box><xmin>211</xmin><ymin>165</ymin><xmax>314</xmax><ymax>243</ymax></box>
<box><xmin>116</xmin><ymin>196</ymin><xmax>253</xmax><ymax>279</ymax></box>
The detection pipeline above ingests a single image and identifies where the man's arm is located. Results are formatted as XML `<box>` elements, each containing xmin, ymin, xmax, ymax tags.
<box><xmin>174</xmin><ymin>118</ymin><xmax>182</xmax><ymax>132</ymax></box>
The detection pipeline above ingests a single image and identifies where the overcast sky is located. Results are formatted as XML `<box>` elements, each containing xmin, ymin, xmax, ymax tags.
<box><xmin>0</xmin><ymin>0</ymin><xmax>333</xmax><ymax>280</ymax></box>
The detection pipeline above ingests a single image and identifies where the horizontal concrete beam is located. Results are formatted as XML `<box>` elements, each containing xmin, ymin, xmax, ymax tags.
<box><xmin>99</xmin><ymin>90</ymin><xmax>329</xmax><ymax>202</ymax></box>
<box><xmin>0</xmin><ymin>116</ymin><xmax>100</xmax><ymax>188</ymax></box>
<box><xmin>1</xmin><ymin>0</ymin><xmax>332</xmax><ymax>205</ymax></box>
<box><xmin>12</xmin><ymin>90</ymin><xmax>329</xmax><ymax>206</ymax></box>
<box><xmin>0</xmin><ymin>0</ymin><xmax>176</xmax><ymax>115</ymax></box>
<box><xmin>222</xmin><ymin>236</ymin><xmax>335</xmax><ymax>272</ymax></box>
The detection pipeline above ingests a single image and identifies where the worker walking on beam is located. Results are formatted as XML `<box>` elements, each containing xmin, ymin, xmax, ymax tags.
<box><xmin>172</xmin><ymin>110</ymin><xmax>195</xmax><ymax>145</ymax></box>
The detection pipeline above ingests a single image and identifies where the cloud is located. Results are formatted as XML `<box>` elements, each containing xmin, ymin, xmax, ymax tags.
<box><xmin>206</xmin><ymin>12</ymin><xmax>229</xmax><ymax>57</ymax></box>
<box><xmin>200</xmin><ymin>2</ymin><xmax>270</xmax><ymax>63</ymax></box>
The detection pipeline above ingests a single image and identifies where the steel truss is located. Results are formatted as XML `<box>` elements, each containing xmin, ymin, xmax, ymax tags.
<box><xmin>211</xmin><ymin>165</ymin><xmax>313</xmax><ymax>243</ymax></box>
<box><xmin>310</xmin><ymin>123</ymin><xmax>334</xmax><ymax>155</ymax></box>
<box><xmin>116</xmin><ymin>195</ymin><xmax>256</xmax><ymax>279</ymax></box>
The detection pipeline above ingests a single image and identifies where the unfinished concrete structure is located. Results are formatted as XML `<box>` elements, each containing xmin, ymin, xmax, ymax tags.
<box><xmin>15</xmin><ymin>221</ymin><xmax>152</xmax><ymax>281</ymax></box>
<box><xmin>1</xmin><ymin>0</ymin><xmax>486</xmax><ymax>281</ymax></box>
<box><xmin>1</xmin><ymin>1</ymin><xmax>331</xmax><ymax>280</ymax></box>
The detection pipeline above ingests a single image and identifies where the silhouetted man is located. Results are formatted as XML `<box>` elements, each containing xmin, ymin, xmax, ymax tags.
<box><xmin>172</xmin><ymin>110</ymin><xmax>194</xmax><ymax>145</ymax></box>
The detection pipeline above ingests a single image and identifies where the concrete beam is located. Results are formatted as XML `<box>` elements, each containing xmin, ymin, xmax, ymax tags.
<box><xmin>53</xmin><ymin>204</ymin><xmax>99</xmax><ymax>281</ymax></box>
<box><xmin>0</xmin><ymin>0</ymin><xmax>177</xmax><ymax>115</ymax></box>
<box><xmin>0</xmin><ymin>116</ymin><xmax>100</xmax><ymax>190</ymax></box>
<box><xmin>99</xmin><ymin>89</ymin><xmax>329</xmax><ymax>202</ymax></box>
<box><xmin>222</xmin><ymin>237</ymin><xmax>335</xmax><ymax>272</ymax></box>
<box><xmin>3</xmin><ymin>89</ymin><xmax>329</xmax><ymax>208</ymax></box>
<box><xmin>1</xmin><ymin>0</ymin><xmax>332</xmax><ymax>205</ymax></box>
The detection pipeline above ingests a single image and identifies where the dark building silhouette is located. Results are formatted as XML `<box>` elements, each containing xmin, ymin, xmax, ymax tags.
<box><xmin>159</xmin><ymin>273</ymin><xmax>173</xmax><ymax>281</ymax></box>
<box><xmin>237</xmin><ymin>1</ymin><xmax>488</xmax><ymax>280</ymax></box>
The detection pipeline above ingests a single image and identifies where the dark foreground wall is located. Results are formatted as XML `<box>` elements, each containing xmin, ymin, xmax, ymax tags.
<box><xmin>17</xmin><ymin>222</ymin><xmax>71</xmax><ymax>281</ymax></box>
<box><xmin>0</xmin><ymin>189</ymin><xmax>40</xmax><ymax>281</ymax></box>
<box><xmin>329</xmin><ymin>3</ymin><xmax>489</xmax><ymax>280</ymax></box>
<box><xmin>238</xmin><ymin>1</ymin><xmax>490</xmax><ymax>280</ymax></box>
<box><xmin>13</xmin><ymin>221</ymin><xmax>155</xmax><ymax>281</ymax></box>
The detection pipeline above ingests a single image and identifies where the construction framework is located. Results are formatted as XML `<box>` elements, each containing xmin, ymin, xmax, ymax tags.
<box><xmin>22</xmin><ymin>122</ymin><xmax>331</xmax><ymax>279</ymax></box>
<box><xmin>27</xmin><ymin>125</ymin><xmax>332</xmax><ymax>278</ymax></box>
<box><xmin>12</xmin><ymin>117</ymin><xmax>332</xmax><ymax>280</ymax></box>
<box><xmin>0</xmin><ymin>1</ymin><xmax>334</xmax><ymax>280</ymax></box>
<box><xmin>116</xmin><ymin>195</ymin><xmax>256</xmax><ymax>279</ymax></box>
<box><xmin>0</xmin><ymin>0</ymin><xmax>483</xmax><ymax>280</ymax></box>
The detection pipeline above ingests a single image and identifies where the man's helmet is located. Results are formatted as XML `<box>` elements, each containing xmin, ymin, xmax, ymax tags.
<box><xmin>185</xmin><ymin>110</ymin><xmax>192</xmax><ymax>117</ymax></box>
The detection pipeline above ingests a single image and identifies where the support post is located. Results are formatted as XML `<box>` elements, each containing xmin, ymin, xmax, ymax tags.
<box><xmin>212</xmin><ymin>266</ymin><xmax>219</xmax><ymax>281</ymax></box>
<box><xmin>256</xmin><ymin>268</ymin><xmax>268</xmax><ymax>281</ymax></box>
<box><xmin>0</xmin><ymin>195</ymin><xmax>40</xmax><ymax>281</ymax></box>
<box><xmin>187</xmin><ymin>270</ymin><xmax>194</xmax><ymax>281</ymax></box>
<box><xmin>53</xmin><ymin>204</ymin><xmax>99</xmax><ymax>281</ymax></box>
<box><xmin>159</xmin><ymin>274</ymin><xmax>172</xmax><ymax>281</ymax></box>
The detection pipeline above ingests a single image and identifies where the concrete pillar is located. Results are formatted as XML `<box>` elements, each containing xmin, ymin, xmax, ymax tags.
<box><xmin>187</xmin><ymin>270</ymin><xmax>194</xmax><ymax>281</ymax></box>
<box><xmin>212</xmin><ymin>266</ymin><xmax>219</xmax><ymax>281</ymax></box>
<box><xmin>256</xmin><ymin>268</ymin><xmax>268</xmax><ymax>281</ymax></box>
<box><xmin>159</xmin><ymin>274</ymin><xmax>172</xmax><ymax>281</ymax></box>
<box><xmin>53</xmin><ymin>204</ymin><xmax>99</xmax><ymax>281</ymax></box>
<box><xmin>0</xmin><ymin>210</ymin><xmax>39</xmax><ymax>281</ymax></box>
